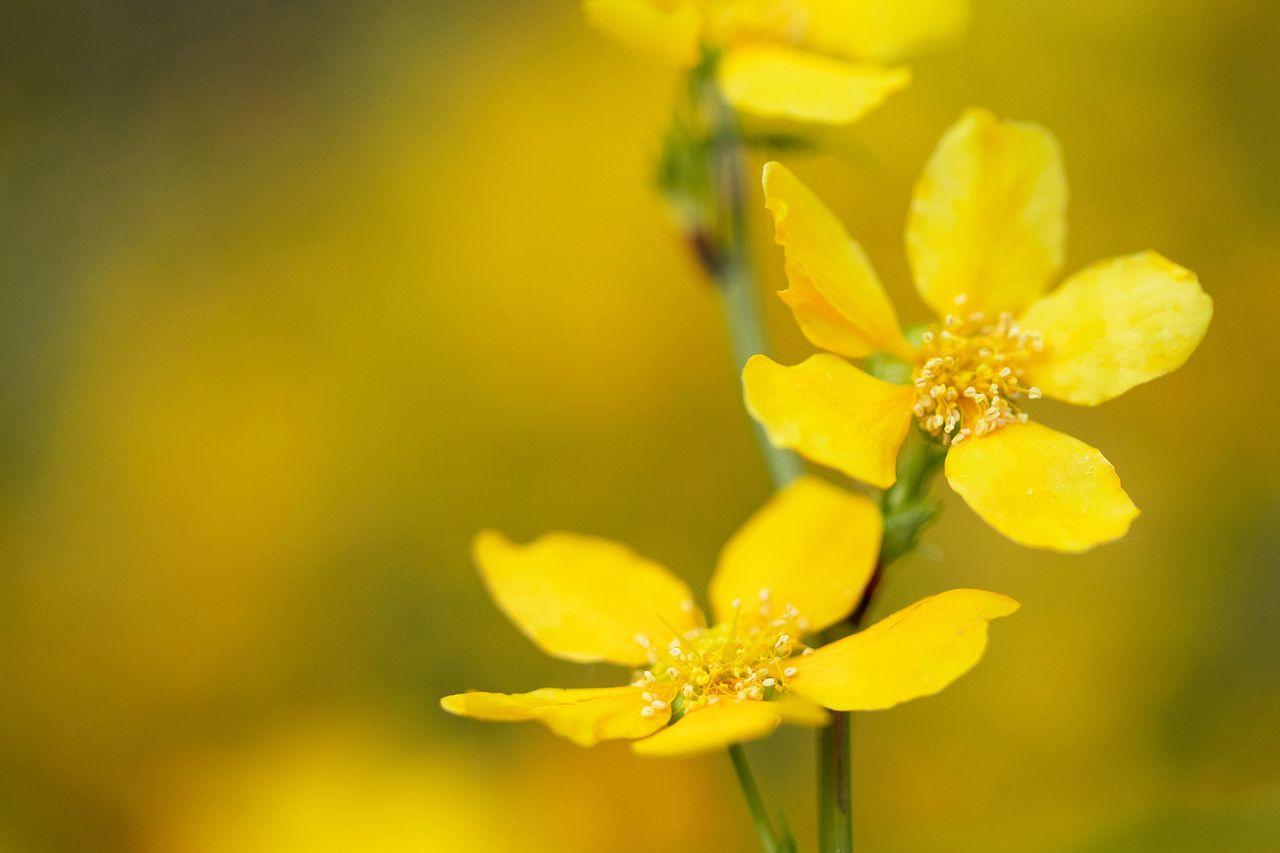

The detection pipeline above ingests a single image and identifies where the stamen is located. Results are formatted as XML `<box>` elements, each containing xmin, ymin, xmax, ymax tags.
<box><xmin>911</xmin><ymin>311</ymin><xmax>1043</xmax><ymax>444</ymax></box>
<box><xmin>629</xmin><ymin>604</ymin><xmax>810</xmax><ymax>714</ymax></box>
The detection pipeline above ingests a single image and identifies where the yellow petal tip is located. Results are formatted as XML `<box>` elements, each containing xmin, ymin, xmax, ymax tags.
<box><xmin>909</xmin><ymin>107</ymin><xmax>1066</xmax><ymax>316</ymax></box>
<box><xmin>788</xmin><ymin>588</ymin><xmax>1019</xmax><ymax>711</ymax></box>
<box><xmin>945</xmin><ymin>422</ymin><xmax>1141</xmax><ymax>553</ymax></box>
<box><xmin>1021</xmin><ymin>251</ymin><xmax>1212</xmax><ymax>406</ymax></box>
<box><xmin>471</xmin><ymin>527</ymin><xmax>508</xmax><ymax>560</ymax></box>
<box><xmin>974</xmin><ymin>590</ymin><xmax>1020</xmax><ymax>618</ymax></box>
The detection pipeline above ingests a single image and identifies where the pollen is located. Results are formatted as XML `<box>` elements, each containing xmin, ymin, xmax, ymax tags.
<box><xmin>632</xmin><ymin>590</ymin><xmax>808</xmax><ymax>717</ymax></box>
<box><xmin>912</xmin><ymin>310</ymin><xmax>1043</xmax><ymax>445</ymax></box>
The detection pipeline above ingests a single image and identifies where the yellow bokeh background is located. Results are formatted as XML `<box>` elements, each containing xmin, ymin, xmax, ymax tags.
<box><xmin>2</xmin><ymin>1</ymin><xmax>1278</xmax><ymax>850</ymax></box>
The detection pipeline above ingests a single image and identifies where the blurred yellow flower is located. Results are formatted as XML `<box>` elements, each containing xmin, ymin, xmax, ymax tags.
<box><xmin>442</xmin><ymin>476</ymin><xmax>1017</xmax><ymax>756</ymax></box>
<box><xmin>743</xmin><ymin>109</ymin><xmax>1214</xmax><ymax>553</ymax></box>
<box><xmin>583</xmin><ymin>0</ymin><xmax>969</xmax><ymax>124</ymax></box>
<box><xmin>142</xmin><ymin>721</ymin><xmax>521</xmax><ymax>853</ymax></box>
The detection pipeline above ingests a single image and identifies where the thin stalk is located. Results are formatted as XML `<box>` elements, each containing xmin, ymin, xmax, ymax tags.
<box><xmin>817</xmin><ymin>435</ymin><xmax>947</xmax><ymax>852</ymax></box>
<box><xmin>815</xmin><ymin>583</ymin><xmax>871</xmax><ymax>853</ymax></box>
<box><xmin>719</xmin><ymin>258</ymin><xmax>802</xmax><ymax>488</ymax></box>
<box><xmin>729</xmin><ymin>743</ymin><xmax>784</xmax><ymax>853</ymax></box>
<box><xmin>698</xmin><ymin>70</ymin><xmax>803</xmax><ymax>490</ymax></box>
<box><xmin>817</xmin><ymin>706</ymin><xmax>854</xmax><ymax>853</ymax></box>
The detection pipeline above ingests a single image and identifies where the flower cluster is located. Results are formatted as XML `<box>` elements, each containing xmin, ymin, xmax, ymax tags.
<box><xmin>443</xmin><ymin>478</ymin><xmax>1016</xmax><ymax>756</ymax></box>
<box><xmin>744</xmin><ymin>109</ymin><xmax>1212</xmax><ymax>552</ymax></box>
<box><xmin>584</xmin><ymin>0</ymin><xmax>969</xmax><ymax>124</ymax></box>
<box><xmin>444</xmin><ymin>2</ymin><xmax>1212</xmax><ymax>800</ymax></box>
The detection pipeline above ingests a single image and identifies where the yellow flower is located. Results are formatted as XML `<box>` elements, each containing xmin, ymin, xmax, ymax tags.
<box><xmin>582</xmin><ymin>0</ymin><xmax>970</xmax><ymax>124</ymax></box>
<box><xmin>743</xmin><ymin>109</ymin><xmax>1214</xmax><ymax>553</ymax></box>
<box><xmin>442</xmin><ymin>476</ymin><xmax>1017</xmax><ymax>757</ymax></box>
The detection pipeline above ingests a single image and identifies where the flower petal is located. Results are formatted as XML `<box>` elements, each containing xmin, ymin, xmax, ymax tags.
<box><xmin>473</xmin><ymin>530</ymin><xmax>699</xmax><ymax>666</ymax></box>
<box><xmin>709</xmin><ymin>475</ymin><xmax>881</xmax><ymax>633</ymax></box>
<box><xmin>907</xmin><ymin>108</ymin><xmax>1066</xmax><ymax>316</ymax></box>
<box><xmin>773</xmin><ymin>693</ymin><xmax>831</xmax><ymax>727</ymax></box>
<box><xmin>632</xmin><ymin>700</ymin><xmax>781</xmax><ymax>757</ymax></box>
<box><xmin>762</xmin><ymin>161</ymin><xmax>914</xmax><ymax>359</ymax></box>
<box><xmin>1020</xmin><ymin>252</ymin><xmax>1213</xmax><ymax>406</ymax></box>
<box><xmin>718</xmin><ymin>44</ymin><xmax>909</xmax><ymax>125</ymax></box>
<box><xmin>944</xmin><ymin>421</ymin><xmax>1140</xmax><ymax>552</ymax></box>
<box><xmin>802</xmin><ymin>0</ymin><xmax>970</xmax><ymax>64</ymax></box>
<box><xmin>705</xmin><ymin>0</ymin><xmax>808</xmax><ymax>44</ymax></box>
<box><xmin>441</xmin><ymin>686</ymin><xmax>671</xmax><ymax>747</ymax></box>
<box><xmin>787</xmin><ymin>589</ymin><xmax>1019</xmax><ymax>711</ymax></box>
<box><xmin>742</xmin><ymin>354</ymin><xmax>916</xmax><ymax>488</ymax></box>
<box><xmin>583</xmin><ymin>0</ymin><xmax>702</xmax><ymax>68</ymax></box>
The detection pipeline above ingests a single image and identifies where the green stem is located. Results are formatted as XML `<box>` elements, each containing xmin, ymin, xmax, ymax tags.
<box><xmin>817</xmin><ymin>706</ymin><xmax>854</xmax><ymax>853</ymax></box>
<box><xmin>815</xmin><ymin>593</ymin><xmax>868</xmax><ymax>853</ymax></box>
<box><xmin>729</xmin><ymin>744</ymin><xmax>786</xmax><ymax>853</ymax></box>
<box><xmin>719</xmin><ymin>259</ymin><xmax>803</xmax><ymax>488</ymax></box>
<box><xmin>815</xmin><ymin>569</ymin><xmax>881</xmax><ymax>853</ymax></box>
<box><xmin>699</xmin><ymin>68</ymin><xmax>803</xmax><ymax>490</ymax></box>
<box><xmin>817</xmin><ymin>436</ymin><xmax>947</xmax><ymax>852</ymax></box>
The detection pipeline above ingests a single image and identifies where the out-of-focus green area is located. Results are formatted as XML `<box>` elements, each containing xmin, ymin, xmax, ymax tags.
<box><xmin>1</xmin><ymin>1</ymin><xmax>1278</xmax><ymax>850</ymax></box>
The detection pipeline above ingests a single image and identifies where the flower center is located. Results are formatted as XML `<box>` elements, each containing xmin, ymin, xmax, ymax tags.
<box><xmin>912</xmin><ymin>310</ymin><xmax>1043</xmax><ymax>446</ymax></box>
<box><xmin>630</xmin><ymin>589</ymin><xmax>810</xmax><ymax>718</ymax></box>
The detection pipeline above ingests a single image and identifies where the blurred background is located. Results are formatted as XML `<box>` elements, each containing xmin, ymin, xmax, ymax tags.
<box><xmin>2</xmin><ymin>1</ymin><xmax>1278</xmax><ymax>850</ymax></box>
